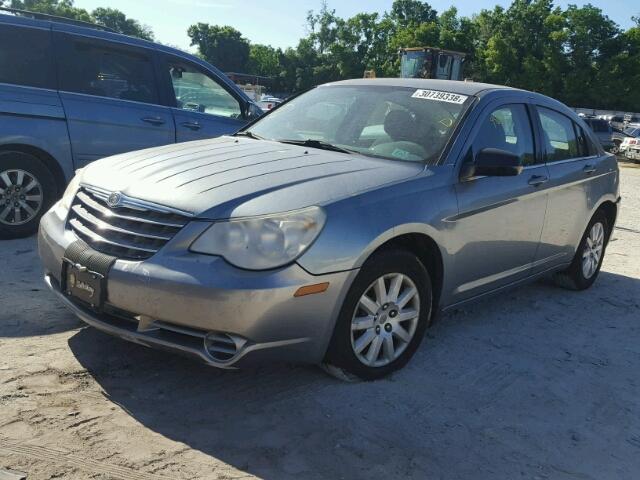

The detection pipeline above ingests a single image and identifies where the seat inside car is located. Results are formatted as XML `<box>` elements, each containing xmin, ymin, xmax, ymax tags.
<box><xmin>476</xmin><ymin>116</ymin><xmax>509</xmax><ymax>152</ymax></box>
<box><xmin>369</xmin><ymin>109</ymin><xmax>427</xmax><ymax>160</ymax></box>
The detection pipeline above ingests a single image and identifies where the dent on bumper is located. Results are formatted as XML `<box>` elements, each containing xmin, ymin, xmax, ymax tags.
<box><xmin>39</xmin><ymin>208</ymin><xmax>357</xmax><ymax>367</ymax></box>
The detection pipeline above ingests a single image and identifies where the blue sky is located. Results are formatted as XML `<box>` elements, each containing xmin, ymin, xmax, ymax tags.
<box><xmin>74</xmin><ymin>0</ymin><xmax>638</xmax><ymax>52</ymax></box>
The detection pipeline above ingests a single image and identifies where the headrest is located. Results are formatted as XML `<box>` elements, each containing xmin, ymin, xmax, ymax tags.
<box><xmin>384</xmin><ymin>110</ymin><xmax>416</xmax><ymax>142</ymax></box>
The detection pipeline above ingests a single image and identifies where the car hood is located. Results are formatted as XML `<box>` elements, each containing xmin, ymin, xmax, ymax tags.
<box><xmin>80</xmin><ymin>136</ymin><xmax>424</xmax><ymax>219</ymax></box>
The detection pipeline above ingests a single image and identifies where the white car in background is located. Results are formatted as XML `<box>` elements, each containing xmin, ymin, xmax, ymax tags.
<box><xmin>620</xmin><ymin>124</ymin><xmax>640</xmax><ymax>153</ymax></box>
<box><xmin>258</xmin><ymin>96</ymin><xmax>284</xmax><ymax>112</ymax></box>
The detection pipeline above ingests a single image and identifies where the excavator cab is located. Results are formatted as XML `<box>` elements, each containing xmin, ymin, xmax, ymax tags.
<box><xmin>399</xmin><ymin>47</ymin><xmax>466</xmax><ymax>81</ymax></box>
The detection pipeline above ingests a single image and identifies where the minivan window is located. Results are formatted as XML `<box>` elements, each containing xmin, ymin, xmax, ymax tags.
<box><xmin>575</xmin><ymin>124</ymin><xmax>597</xmax><ymax>157</ymax></box>
<box><xmin>167</xmin><ymin>61</ymin><xmax>241</xmax><ymax>118</ymax></box>
<box><xmin>586</xmin><ymin>119</ymin><xmax>609</xmax><ymax>133</ymax></box>
<box><xmin>0</xmin><ymin>25</ymin><xmax>55</xmax><ymax>89</ymax></box>
<box><xmin>537</xmin><ymin>107</ymin><xmax>579</xmax><ymax>162</ymax></box>
<box><xmin>472</xmin><ymin>104</ymin><xmax>535</xmax><ymax>166</ymax></box>
<box><xmin>56</xmin><ymin>36</ymin><xmax>158</xmax><ymax>104</ymax></box>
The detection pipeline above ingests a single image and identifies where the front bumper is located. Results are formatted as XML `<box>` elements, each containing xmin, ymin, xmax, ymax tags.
<box><xmin>625</xmin><ymin>147</ymin><xmax>640</xmax><ymax>160</ymax></box>
<box><xmin>39</xmin><ymin>204</ymin><xmax>357</xmax><ymax>368</ymax></box>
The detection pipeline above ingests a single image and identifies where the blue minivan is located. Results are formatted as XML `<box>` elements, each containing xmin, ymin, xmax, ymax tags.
<box><xmin>0</xmin><ymin>10</ymin><xmax>262</xmax><ymax>238</ymax></box>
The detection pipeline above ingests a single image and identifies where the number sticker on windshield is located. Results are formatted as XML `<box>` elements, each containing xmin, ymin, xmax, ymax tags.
<box><xmin>412</xmin><ymin>89</ymin><xmax>468</xmax><ymax>104</ymax></box>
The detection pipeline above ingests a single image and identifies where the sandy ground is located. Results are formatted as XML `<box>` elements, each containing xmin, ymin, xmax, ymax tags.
<box><xmin>1</xmin><ymin>163</ymin><xmax>639</xmax><ymax>480</ymax></box>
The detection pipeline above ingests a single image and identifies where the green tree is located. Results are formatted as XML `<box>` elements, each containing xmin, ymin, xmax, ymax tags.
<box><xmin>92</xmin><ymin>7</ymin><xmax>153</xmax><ymax>40</ymax></box>
<box><xmin>389</xmin><ymin>0</ymin><xmax>437</xmax><ymax>27</ymax></box>
<box><xmin>5</xmin><ymin>0</ymin><xmax>154</xmax><ymax>39</ymax></box>
<box><xmin>7</xmin><ymin>0</ymin><xmax>92</xmax><ymax>22</ymax></box>
<box><xmin>247</xmin><ymin>44</ymin><xmax>282</xmax><ymax>77</ymax></box>
<box><xmin>187</xmin><ymin>23</ymin><xmax>250</xmax><ymax>72</ymax></box>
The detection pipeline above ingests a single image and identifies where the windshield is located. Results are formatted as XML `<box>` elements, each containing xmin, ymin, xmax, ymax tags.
<box><xmin>624</xmin><ymin>127</ymin><xmax>639</xmax><ymax>136</ymax></box>
<box><xmin>246</xmin><ymin>85</ymin><xmax>472</xmax><ymax>163</ymax></box>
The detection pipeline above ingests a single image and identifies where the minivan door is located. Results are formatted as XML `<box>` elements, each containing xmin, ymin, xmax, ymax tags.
<box><xmin>451</xmin><ymin>102</ymin><xmax>549</xmax><ymax>302</ymax></box>
<box><xmin>53</xmin><ymin>30</ymin><xmax>174</xmax><ymax>168</ymax></box>
<box><xmin>158</xmin><ymin>54</ymin><xmax>246</xmax><ymax>142</ymax></box>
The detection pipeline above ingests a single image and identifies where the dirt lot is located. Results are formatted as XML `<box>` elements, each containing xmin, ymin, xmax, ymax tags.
<box><xmin>1</xmin><ymin>163</ymin><xmax>639</xmax><ymax>480</ymax></box>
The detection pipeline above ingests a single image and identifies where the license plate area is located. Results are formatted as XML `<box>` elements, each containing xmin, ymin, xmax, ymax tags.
<box><xmin>63</xmin><ymin>260</ymin><xmax>105</xmax><ymax>309</ymax></box>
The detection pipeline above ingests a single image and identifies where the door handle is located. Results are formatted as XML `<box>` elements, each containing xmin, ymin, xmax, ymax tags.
<box><xmin>583</xmin><ymin>164</ymin><xmax>596</xmax><ymax>175</ymax></box>
<box><xmin>181</xmin><ymin>121</ymin><xmax>202</xmax><ymax>131</ymax></box>
<box><xmin>141</xmin><ymin>116</ymin><xmax>165</xmax><ymax>126</ymax></box>
<box><xmin>528</xmin><ymin>175</ymin><xmax>549</xmax><ymax>187</ymax></box>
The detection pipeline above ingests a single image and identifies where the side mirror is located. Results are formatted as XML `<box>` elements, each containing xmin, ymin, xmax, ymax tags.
<box><xmin>461</xmin><ymin>148</ymin><xmax>523</xmax><ymax>180</ymax></box>
<box><xmin>245</xmin><ymin>102</ymin><xmax>263</xmax><ymax>120</ymax></box>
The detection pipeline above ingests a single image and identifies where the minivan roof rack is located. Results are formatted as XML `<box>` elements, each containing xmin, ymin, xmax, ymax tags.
<box><xmin>0</xmin><ymin>6</ymin><xmax>117</xmax><ymax>33</ymax></box>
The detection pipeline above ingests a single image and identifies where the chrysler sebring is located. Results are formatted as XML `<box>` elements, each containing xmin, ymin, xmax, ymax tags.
<box><xmin>38</xmin><ymin>79</ymin><xmax>620</xmax><ymax>380</ymax></box>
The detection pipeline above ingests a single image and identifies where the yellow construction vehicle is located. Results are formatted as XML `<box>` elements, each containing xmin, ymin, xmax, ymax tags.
<box><xmin>399</xmin><ymin>47</ymin><xmax>466</xmax><ymax>80</ymax></box>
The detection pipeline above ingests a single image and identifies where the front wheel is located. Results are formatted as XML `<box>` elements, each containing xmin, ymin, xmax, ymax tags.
<box><xmin>554</xmin><ymin>211</ymin><xmax>609</xmax><ymax>290</ymax></box>
<box><xmin>324</xmin><ymin>250</ymin><xmax>432</xmax><ymax>381</ymax></box>
<box><xmin>0</xmin><ymin>152</ymin><xmax>57</xmax><ymax>239</ymax></box>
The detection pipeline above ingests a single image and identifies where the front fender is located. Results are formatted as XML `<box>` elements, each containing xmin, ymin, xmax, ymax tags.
<box><xmin>297</xmin><ymin>167</ymin><xmax>456</xmax><ymax>276</ymax></box>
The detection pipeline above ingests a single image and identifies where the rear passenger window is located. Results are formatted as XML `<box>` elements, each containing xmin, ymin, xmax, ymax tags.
<box><xmin>537</xmin><ymin>107</ymin><xmax>579</xmax><ymax>162</ymax></box>
<box><xmin>56</xmin><ymin>35</ymin><xmax>158</xmax><ymax>104</ymax></box>
<box><xmin>473</xmin><ymin>104</ymin><xmax>536</xmax><ymax>166</ymax></box>
<box><xmin>0</xmin><ymin>25</ymin><xmax>55</xmax><ymax>89</ymax></box>
<box><xmin>576</xmin><ymin>125</ymin><xmax>598</xmax><ymax>157</ymax></box>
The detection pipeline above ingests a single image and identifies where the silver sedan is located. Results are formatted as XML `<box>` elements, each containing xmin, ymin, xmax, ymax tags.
<box><xmin>38</xmin><ymin>79</ymin><xmax>620</xmax><ymax>380</ymax></box>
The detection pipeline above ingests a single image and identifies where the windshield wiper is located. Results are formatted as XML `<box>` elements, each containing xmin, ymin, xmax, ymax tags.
<box><xmin>276</xmin><ymin>139</ymin><xmax>353</xmax><ymax>154</ymax></box>
<box><xmin>234</xmin><ymin>131</ymin><xmax>264</xmax><ymax>140</ymax></box>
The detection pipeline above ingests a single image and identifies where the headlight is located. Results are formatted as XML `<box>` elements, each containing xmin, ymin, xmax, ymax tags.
<box><xmin>59</xmin><ymin>171</ymin><xmax>83</xmax><ymax>211</ymax></box>
<box><xmin>190</xmin><ymin>206</ymin><xmax>326</xmax><ymax>270</ymax></box>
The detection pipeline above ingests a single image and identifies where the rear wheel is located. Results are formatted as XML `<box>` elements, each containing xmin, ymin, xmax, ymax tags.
<box><xmin>554</xmin><ymin>211</ymin><xmax>609</xmax><ymax>290</ymax></box>
<box><xmin>0</xmin><ymin>152</ymin><xmax>57</xmax><ymax>239</ymax></box>
<box><xmin>610</xmin><ymin>140</ymin><xmax>621</xmax><ymax>155</ymax></box>
<box><xmin>324</xmin><ymin>250</ymin><xmax>432</xmax><ymax>381</ymax></box>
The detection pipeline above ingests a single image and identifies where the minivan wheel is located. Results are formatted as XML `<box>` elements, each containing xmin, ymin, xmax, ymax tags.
<box><xmin>0</xmin><ymin>152</ymin><xmax>57</xmax><ymax>239</ymax></box>
<box><xmin>323</xmin><ymin>250</ymin><xmax>432</xmax><ymax>381</ymax></box>
<box><xmin>554</xmin><ymin>211</ymin><xmax>609</xmax><ymax>291</ymax></box>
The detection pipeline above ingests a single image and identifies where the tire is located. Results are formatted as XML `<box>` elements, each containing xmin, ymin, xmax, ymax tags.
<box><xmin>323</xmin><ymin>250</ymin><xmax>432</xmax><ymax>381</ymax></box>
<box><xmin>610</xmin><ymin>141</ymin><xmax>620</xmax><ymax>155</ymax></box>
<box><xmin>554</xmin><ymin>210</ymin><xmax>609</xmax><ymax>291</ymax></box>
<box><xmin>0</xmin><ymin>151</ymin><xmax>58</xmax><ymax>239</ymax></box>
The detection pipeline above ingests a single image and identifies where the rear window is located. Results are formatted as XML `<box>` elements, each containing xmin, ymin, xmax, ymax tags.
<box><xmin>587</xmin><ymin>120</ymin><xmax>609</xmax><ymax>133</ymax></box>
<box><xmin>0</xmin><ymin>25</ymin><xmax>55</xmax><ymax>89</ymax></box>
<box><xmin>576</xmin><ymin>124</ymin><xmax>598</xmax><ymax>157</ymax></box>
<box><xmin>55</xmin><ymin>34</ymin><xmax>158</xmax><ymax>104</ymax></box>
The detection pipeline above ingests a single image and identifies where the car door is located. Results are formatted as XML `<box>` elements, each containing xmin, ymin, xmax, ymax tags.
<box><xmin>53</xmin><ymin>30</ymin><xmax>174</xmax><ymax>168</ymax></box>
<box><xmin>158</xmin><ymin>54</ymin><xmax>246</xmax><ymax>142</ymax></box>
<box><xmin>531</xmin><ymin>106</ymin><xmax>604</xmax><ymax>269</ymax></box>
<box><xmin>451</xmin><ymin>102</ymin><xmax>550</xmax><ymax>301</ymax></box>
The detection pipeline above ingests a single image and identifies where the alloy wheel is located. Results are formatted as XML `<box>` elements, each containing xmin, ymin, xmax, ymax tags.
<box><xmin>0</xmin><ymin>169</ymin><xmax>44</xmax><ymax>226</ymax></box>
<box><xmin>582</xmin><ymin>221</ymin><xmax>605</xmax><ymax>279</ymax></box>
<box><xmin>350</xmin><ymin>273</ymin><xmax>420</xmax><ymax>367</ymax></box>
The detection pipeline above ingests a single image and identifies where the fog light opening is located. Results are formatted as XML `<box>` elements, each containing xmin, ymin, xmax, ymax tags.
<box><xmin>204</xmin><ymin>332</ymin><xmax>244</xmax><ymax>362</ymax></box>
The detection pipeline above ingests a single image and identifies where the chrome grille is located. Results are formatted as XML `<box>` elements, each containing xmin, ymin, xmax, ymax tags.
<box><xmin>67</xmin><ymin>186</ymin><xmax>192</xmax><ymax>260</ymax></box>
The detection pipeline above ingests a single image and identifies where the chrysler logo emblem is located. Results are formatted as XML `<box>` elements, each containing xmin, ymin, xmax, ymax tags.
<box><xmin>107</xmin><ymin>192</ymin><xmax>123</xmax><ymax>208</ymax></box>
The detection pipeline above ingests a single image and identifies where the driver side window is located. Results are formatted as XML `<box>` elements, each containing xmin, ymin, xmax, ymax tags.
<box><xmin>167</xmin><ymin>61</ymin><xmax>241</xmax><ymax>119</ymax></box>
<box><xmin>473</xmin><ymin>104</ymin><xmax>535</xmax><ymax>166</ymax></box>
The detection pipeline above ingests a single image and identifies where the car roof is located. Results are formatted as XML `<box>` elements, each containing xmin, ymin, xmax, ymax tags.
<box><xmin>324</xmin><ymin>78</ymin><xmax>519</xmax><ymax>96</ymax></box>
<box><xmin>0</xmin><ymin>12</ymin><xmax>155</xmax><ymax>47</ymax></box>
